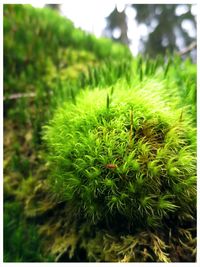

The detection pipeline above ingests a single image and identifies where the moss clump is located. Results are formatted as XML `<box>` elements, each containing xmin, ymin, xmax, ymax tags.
<box><xmin>43</xmin><ymin>79</ymin><xmax>196</xmax><ymax>230</ymax></box>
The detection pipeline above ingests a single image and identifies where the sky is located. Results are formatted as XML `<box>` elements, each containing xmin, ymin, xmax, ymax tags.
<box><xmin>32</xmin><ymin>2</ymin><xmax>197</xmax><ymax>56</ymax></box>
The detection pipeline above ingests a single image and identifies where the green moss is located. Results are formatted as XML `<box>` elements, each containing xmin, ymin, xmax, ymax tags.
<box><xmin>4</xmin><ymin>4</ymin><xmax>132</xmax><ymax>153</ymax></box>
<box><xmin>4</xmin><ymin>4</ymin><xmax>196</xmax><ymax>262</ymax></box>
<box><xmin>43</xmin><ymin>78</ymin><xmax>196</xmax><ymax>230</ymax></box>
<box><xmin>4</xmin><ymin>4</ymin><xmax>131</xmax><ymax>93</ymax></box>
<box><xmin>4</xmin><ymin>202</ymin><xmax>51</xmax><ymax>262</ymax></box>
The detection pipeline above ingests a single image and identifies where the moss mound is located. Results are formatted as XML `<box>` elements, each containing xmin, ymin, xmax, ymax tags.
<box><xmin>44</xmin><ymin>79</ymin><xmax>196</xmax><ymax>230</ymax></box>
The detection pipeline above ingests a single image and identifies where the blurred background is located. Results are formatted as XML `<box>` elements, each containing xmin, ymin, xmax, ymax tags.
<box><xmin>33</xmin><ymin>2</ymin><xmax>197</xmax><ymax>61</ymax></box>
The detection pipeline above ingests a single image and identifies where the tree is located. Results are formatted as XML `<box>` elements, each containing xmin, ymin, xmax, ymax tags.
<box><xmin>104</xmin><ymin>6</ymin><xmax>129</xmax><ymax>45</ymax></box>
<box><xmin>104</xmin><ymin>4</ymin><xmax>196</xmax><ymax>58</ymax></box>
<box><xmin>132</xmin><ymin>4</ymin><xmax>196</xmax><ymax>56</ymax></box>
<box><xmin>45</xmin><ymin>4</ymin><xmax>60</xmax><ymax>12</ymax></box>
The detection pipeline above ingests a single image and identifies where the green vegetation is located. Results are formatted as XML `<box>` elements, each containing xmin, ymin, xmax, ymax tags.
<box><xmin>4</xmin><ymin>4</ymin><xmax>196</xmax><ymax>262</ymax></box>
<box><xmin>44</xmin><ymin>79</ymin><xmax>196</xmax><ymax>229</ymax></box>
<box><xmin>4</xmin><ymin>4</ymin><xmax>132</xmax><ymax>148</ymax></box>
<box><xmin>3</xmin><ymin>202</ymin><xmax>52</xmax><ymax>262</ymax></box>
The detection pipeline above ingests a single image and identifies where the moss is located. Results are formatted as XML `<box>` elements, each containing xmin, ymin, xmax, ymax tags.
<box><xmin>4</xmin><ymin>4</ymin><xmax>196</xmax><ymax>263</ymax></box>
<box><xmin>4</xmin><ymin>202</ymin><xmax>51</xmax><ymax>262</ymax></box>
<box><xmin>43</xmin><ymin>78</ymin><xmax>196</xmax><ymax>232</ymax></box>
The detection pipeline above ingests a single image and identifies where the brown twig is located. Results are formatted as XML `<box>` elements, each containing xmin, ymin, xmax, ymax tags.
<box><xmin>3</xmin><ymin>91</ymin><xmax>53</xmax><ymax>101</ymax></box>
<box><xmin>3</xmin><ymin>92</ymin><xmax>36</xmax><ymax>100</ymax></box>
<box><xmin>177</xmin><ymin>41</ymin><xmax>197</xmax><ymax>56</ymax></box>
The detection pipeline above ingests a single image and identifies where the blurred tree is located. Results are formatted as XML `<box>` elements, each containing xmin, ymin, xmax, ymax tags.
<box><xmin>132</xmin><ymin>4</ymin><xmax>196</xmax><ymax>56</ymax></box>
<box><xmin>104</xmin><ymin>4</ymin><xmax>196</xmax><ymax>58</ymax></box>
<box><xmin>45</xmin><ymin>4</ymin><xmax>60</xmax><ymax>12</ymax></box>
<box><xmin>104</xmin><ymin>6</ymin><xmax>129</xmax><ymax>45</ymax></box>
